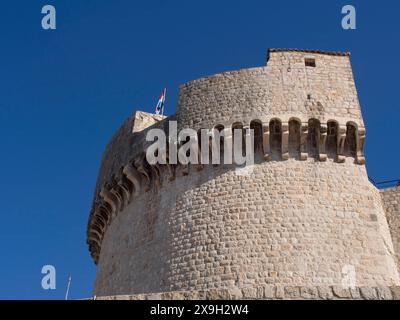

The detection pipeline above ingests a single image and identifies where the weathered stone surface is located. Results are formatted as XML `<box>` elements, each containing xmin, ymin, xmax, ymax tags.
<box><xmin>360</xmin><ymin>287</ymin><xmax>378</xmax><ymax>300</ymax></box>
<box><xmin>206</xmin><ymin>288</ymin><xmax>230</xmax><ymax>300</ymax></box>
<box><xmin>332</xmin><ymin>286</ymin><xmax>351</xmax><ymax>299</ymax></box>
<box><xmin>275</xmin><ymin>286</ymin><xmax>285</xmax><ymax>299</ymax></box>
<box><xmin>317</xmin><ymin>286</ymin><xmax>334</xmax><ymax>300</ymax></box>
<box><xmin>380</xmin><ymin>186</ymin><xmax>400</xmax><ymax>270</ymax></box>
<box><xmin>147</xmin><ymin>293</ymin><xmax>162</xmax><ymax>300</ymax></box>
<box><xmin>350</xmin><ymin>288</ymin><xmax>361</xmax><ymax>299</ymax></box>
<box><xmin>87</xmin><ymin>49</ymin><xmax>400</xmax><ymax>300</ymax></box>
<box><xmin>94</xmin><ymin>286</ymin><xmax>400</xmax><ymax>300</ymax></box>
<box><xmin>227</xmin><ymin>287</ymin><xmax>243</xmax><ymax>300</ymax></box>
<box><xmin>300</xmin><ymin>287</ymin><xmax>319</xmax><ymax>299</ymax></box>
<box><xmin>242</xmin><ymin>287</ymin><xmax>258</xmax><ymax>299</ymax></box>
<box><xmin>376</xmin><ymin>287</ymin><xmax>392</xmax><ymax>300</ymax></box>
<box><xmin>263</xmin><ymin>286</ymin><xmax>275</xmax><ymax>299</ymax></box>
<box><xmin>284</xmin><ymin>286</ymin><xmax>300</xmax><ymax>299</ymax></box>
<box><xmin>390</xmin><ymin>286</ymin><xmax>400</xmax><ymax>300</ymax></box>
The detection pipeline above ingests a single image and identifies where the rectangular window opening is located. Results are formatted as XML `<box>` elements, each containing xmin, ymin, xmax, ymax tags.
<box><xmin>305</xmin><ymin>58</ymin><xmax>316</xmax><ymax>67</ymax></box>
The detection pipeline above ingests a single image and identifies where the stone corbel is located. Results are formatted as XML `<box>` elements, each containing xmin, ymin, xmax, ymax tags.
<box><xmin>87</xmin><ymin>240</ymin><xmax>99</xmax><ymax>256</ymax></box>
<box><xmin>356</xmin><ymin>128</ymin><xmax>366</xmax><ymax>165</ymax></box>
<box><xmin>92</xmin><ymin>212</ymin><xmax>106</xmax><ymax>230</ymax></box>
<box><xmin>262</xmin><ymin>122</ymin><xmax>271</xmax><ymax>161</ymax></box>
<box><xmin>110</xmin><ymin>187</ymin><xmax>123</xmax><ymax>212</ymax></box>
<box><xmin>123</xmin><ymin>163</ymin><xmax>141</xmax><ymax>196</ymax></box>
<box><xmin>222</xmin><ymin>128</ymin><xmax>232</xmax><ymax>166</ymax></box>
<box><xmin>337</xmin><ymin>125</ymin><xmax>347</xmax><ymax>163</ymax></box>
<box><xmin>319</xmin><ymin>124</ymin><xmax>327</xmax><ymax>161</ymax></box>
<box><xmin>97</xmin><ymin>203</ymin><xmax>112</xmax><ymax>225</ymax></box>
<box><xmin>117</xmin><ymin>178</ymin><xmax>131</xmax><ymax>207</ymax></box>
<box><xmin>134</xmin><ymin>158</ymin><xmax>151</xmax><ymax>191</ymax></box>
<box><xmin>91</xmin><ymin>252</ymin><xmax>99</xmax><ymax>264</ymax></box>
<box><xmin>91</xmin><ymin>224</ymin><xmax>104</xmax><ymax>238</ymax></box>
<box><xmin>208</xmin><ymin>129</ymin><xmax>215</xmax><ymax>165</ymax></box>
<box><xmin>100</xmin><ymin>187</ymin><xmax>118</xmax><ymax>219</ymax></box>
<box><xmin>281</xmin><ymin>122</ymin><xmax>289</xmax><ymax>160</ymax></box>
<box><xmin>300</xmin><ymin>123</ymin><xmax>308</xmax><ymax>161</ymax></box>
<box><xmin>88</xmin><ymin>244</ymin><xmax>100</xmax><ymax>264</ymax></box>
<box><xmin>241</xmin><ymin>125</ymin><xmax>253</xmax><ymax>164</ymax></box>
<box><xmin>88</xmin><ymin>229</ymin><xmax>102</xmax><ymax>243</ymax></box>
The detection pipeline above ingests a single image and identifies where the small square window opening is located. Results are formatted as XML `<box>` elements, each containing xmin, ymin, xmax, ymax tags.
<box><xmin>305</xmin><ymin>58</ymin><xmax>316</xmax><ymax>67</ymax></box>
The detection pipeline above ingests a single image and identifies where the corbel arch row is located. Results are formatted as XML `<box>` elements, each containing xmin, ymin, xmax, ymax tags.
<box><xmin>87</xmin><ymin>117</ymin><xmax>365</xmax><ymax>263</ymax></box>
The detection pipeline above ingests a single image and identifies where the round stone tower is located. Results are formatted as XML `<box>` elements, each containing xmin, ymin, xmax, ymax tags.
<box><xmin>87</xmin><ymin>49</ymin><xmax>400</xmax><ymax>299</ymax></box>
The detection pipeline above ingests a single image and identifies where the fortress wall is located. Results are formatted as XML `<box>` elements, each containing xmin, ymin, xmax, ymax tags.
<box><xmin>94</xmin><ymin>159</ymin><xmax>399</xmax><ymax>296</ymax></box>
<box><xmin>381</xmin><ymin>186</ymin><xmax>400</xmax><ymax>270</ymax></box>
<box><xmin>93</xmin><ymin>184</ymin><xmax>170</xmax><ymax>295</ymax></box>
<box><xmin>176</xmin><ymin>51</ymin><xmax>363</xmax><ymax>131</ymax></box>
<box><xmin>89</xmin><ymin>49</ymin><xmax>400</xmax><ymax>297</ymax></box>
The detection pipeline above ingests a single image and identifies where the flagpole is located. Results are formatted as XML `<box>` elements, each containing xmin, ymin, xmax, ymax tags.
<box><xmin>162</xmin><ymin>88</ymin><xmax>166</xmax><ymax>116</ymax></box>
<box><xmin>65</xmin><ymin>275</ymin><xmax>72</xmax><ymax>300</ymax></box>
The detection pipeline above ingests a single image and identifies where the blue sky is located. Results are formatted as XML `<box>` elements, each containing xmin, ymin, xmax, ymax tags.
<box><xmin>0</xmin><ymin>0</ymin><xmax>399</xmax><ymax>299</ymax></box>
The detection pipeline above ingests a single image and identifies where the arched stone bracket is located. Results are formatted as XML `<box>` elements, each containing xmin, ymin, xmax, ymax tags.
<box><xmin>262</xmin><ymin>122</ymin><xmax>270</xmax><ymax>161</ymax></box>
<box><xmin>319</xmin><ymin>124</ymin><xmax>327</xmax><ymax>162</ymax></box>
<box><xmin>356</xmin><ymin>128</ymin><xmax>366</xmax><ymax>165</ymax></box>
<box><xmin>281</xmin><ymin>122</ymin><xmax>289</xmax><ymax>161</ymax></box>
<box><xmin>337</xmin><ymin>125</ymin><xmax>347</xmax><ymax>163</ymax></box>
<box><xmin>300</xmin><ymin>124</ymin><xmax>308</xmax><ymax>161</ymax></box>
<box><xmin>117</xmin><ymin>177</ymin><xmax>132</xmax><ymax>207</ymax></box>
<box><xmin>99</xmin><ymin>188</ymin><xmax>118</xmax><ymax>219</ymax></box>
<box><xmin>123</xmin><ymin>164</ymin><xmax>141</xmax><ymax>196</ymax></box>
<box><xmin>134</xmin><ymin>157</ymin><xmax>151</xmax><ymax>192</ymax></box>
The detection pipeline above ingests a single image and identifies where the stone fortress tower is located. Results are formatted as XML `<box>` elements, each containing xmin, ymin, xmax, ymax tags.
<box><xmin>87</xmin><ymin>49</ymin><xmax>400</xmax><ymax>299</ymax></box>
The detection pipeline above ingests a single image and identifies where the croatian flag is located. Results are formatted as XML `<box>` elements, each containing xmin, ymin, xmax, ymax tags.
<box><xmin>155</xmin><ymin>88</ymin><xmax>166</xmax><ymax>115</ymax></box>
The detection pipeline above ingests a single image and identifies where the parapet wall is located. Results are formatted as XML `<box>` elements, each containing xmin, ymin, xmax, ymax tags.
<box><xmin>381</xmin><ymin>186</ymin><xmax>400</xmax><ymax>271</ymax></box>
<box><xmin>177</xmin><ymin>49</ymin><xmax>362</xmax><ymax>131</ymax></box>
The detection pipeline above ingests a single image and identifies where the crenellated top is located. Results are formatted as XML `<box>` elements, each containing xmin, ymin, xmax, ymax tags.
<box><xmin>87</xmin><ymin>114</ymin><xmax>366</xmax><ymax>263</ymax></box>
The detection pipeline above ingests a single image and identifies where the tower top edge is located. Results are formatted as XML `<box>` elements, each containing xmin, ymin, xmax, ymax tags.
<box><xmin>267</xmin><ymin>48</ymin><xmax>351</xmax><ymax>58</ymax></box>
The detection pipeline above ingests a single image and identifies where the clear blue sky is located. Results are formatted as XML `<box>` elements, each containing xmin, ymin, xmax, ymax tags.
<box><xmin>0</xmin><ymin>0</ymin><xmax>399</xmax><ymax>299</ymax></box>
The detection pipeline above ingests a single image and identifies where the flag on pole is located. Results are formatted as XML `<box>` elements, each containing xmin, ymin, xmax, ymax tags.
<box><xmin>155</xmin><ymin>88</ymin><xmax>166</xmax><ymax>115</ymax></box>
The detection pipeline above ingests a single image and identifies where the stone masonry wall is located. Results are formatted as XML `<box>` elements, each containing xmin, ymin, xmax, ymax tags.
<box><xmin>89</xmin><ymin>49</ymin><xmax>400</xmax><ymax>298</ymax></box>
<box><xmin>381</xmin><ymin>186</ymin><xmax>400</xmax><ymax>271</ymax></box>
<box><xmin>94</xmin><ymin>159</ymin><xmax>399</xmax><ymax>296</ymax></box>
<box><xmin>95</xmin><ymin>286</ymin><xmax>400</xmax><ymax>300</ymax></box>
<box><xmin>177</xmin><ymin>50</ymin><xmax>363</xmax><ymax>131</ymax></box>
